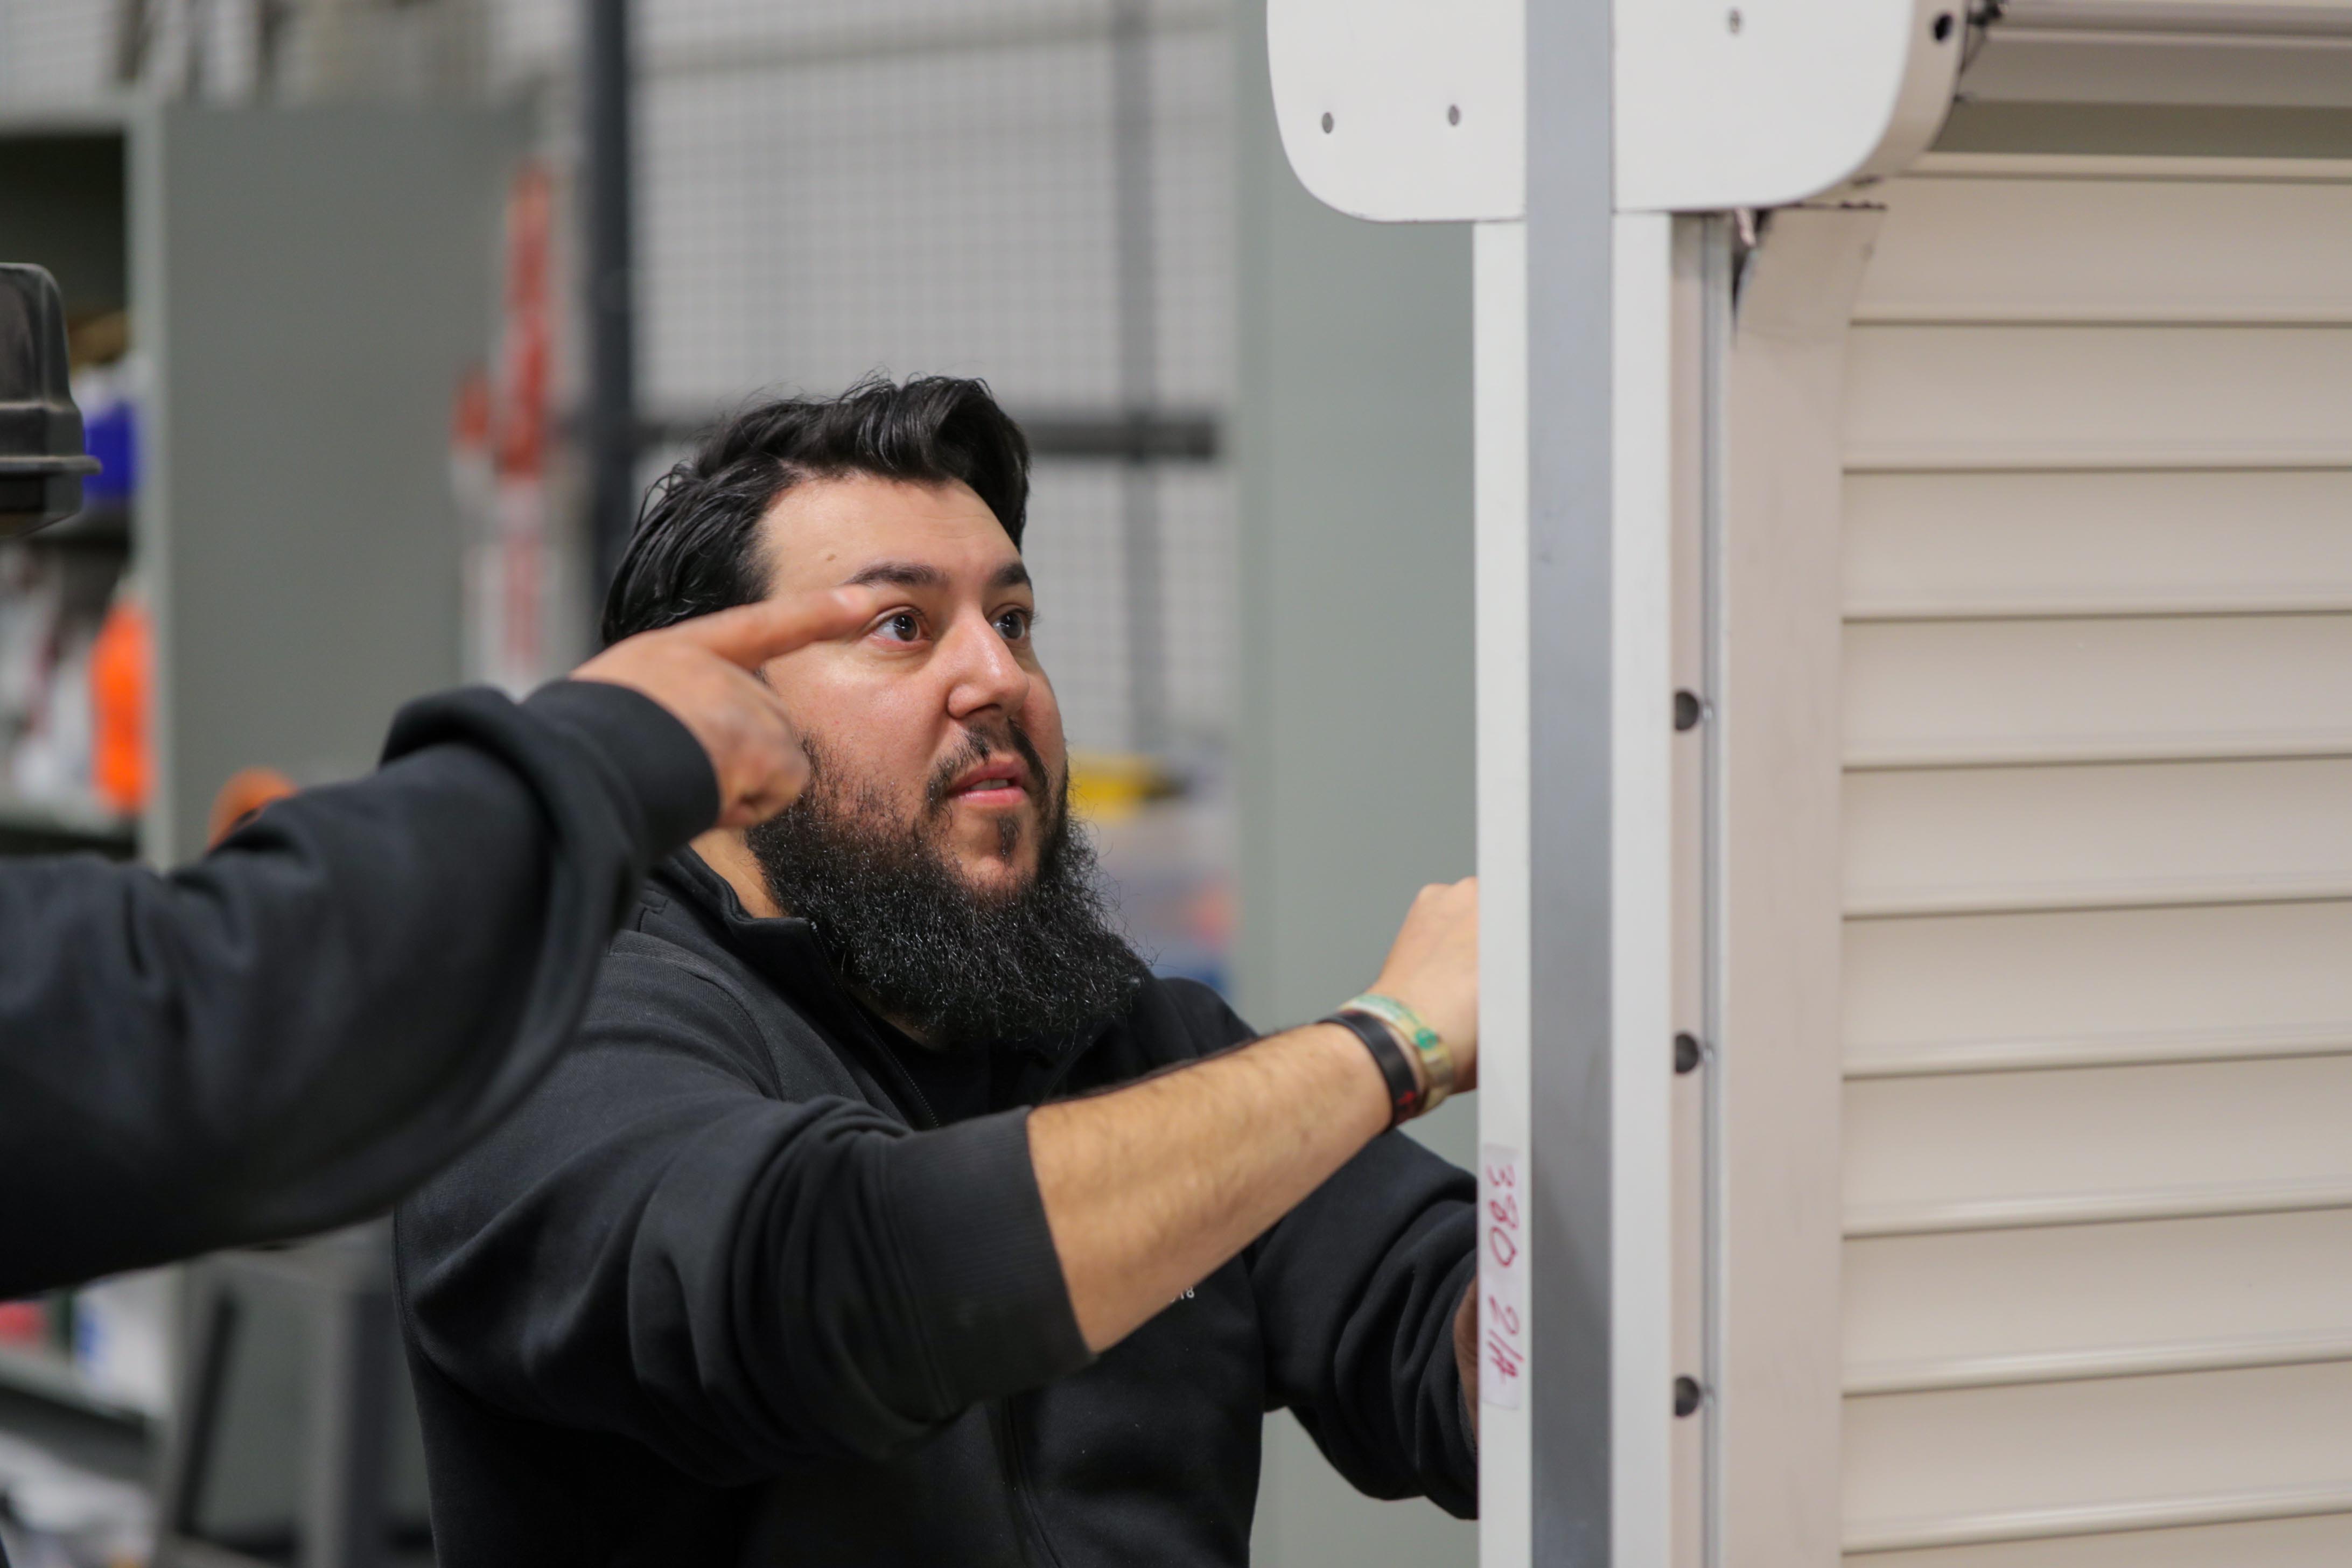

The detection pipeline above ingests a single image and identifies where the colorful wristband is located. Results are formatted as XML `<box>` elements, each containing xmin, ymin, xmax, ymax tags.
<box><xmin>1345</xmin><ymin>992</ymin><xmax>1454</xmax><ymax>1111</ymax></box>
<box><xmin>1322</xmin><ymin>1010</ymin><xmax>1423</xmax><ymax>1128</ymax></box>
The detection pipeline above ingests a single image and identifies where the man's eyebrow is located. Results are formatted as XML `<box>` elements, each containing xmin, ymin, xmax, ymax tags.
<box><xmin>991</xmin><ymin>561</ymin><xmax>1033</xmax><ymax>592</ymax></box>
<box><xmin>841</xmin><ymin>561</ymin><xmax>948</xmax><ymax>590</ymax></box>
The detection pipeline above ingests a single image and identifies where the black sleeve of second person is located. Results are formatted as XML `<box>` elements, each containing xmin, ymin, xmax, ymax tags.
<box><xmin>1162</xmin><ymin>982</ymin><xmax>1480</xmax><ymax>1517</ymax></box>
<box><xmin>395</xmin><ymin>948</ymin><xmax>1091</xmax><ymax>1486</ymax></box>
<box><xmin>0</xmin><ymin>680</ymin><xmax>714</xmax><ymax>1297</ymax></box>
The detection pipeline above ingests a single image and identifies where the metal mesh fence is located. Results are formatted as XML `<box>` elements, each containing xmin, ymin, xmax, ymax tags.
<box><xmin>610</xmin><ymin>1</ymin><xmax>1243</xmax><ymax>985</ymax></box>
<box><xmin>0</xmin><ymin>0</ymin><xmax>1241</xmax><ymax>976</ymax></box>
<box><xmin>0</xmin><ymin>0</ymin><xmax>1236</xmax><ymax>757</ymax></box>
<box><xmin>622</xmin><ymin>1</ymin><xmax>1235</xmax><ymax>754</ymax></box>
<box><xmin>456</xmin><ymin>0</ymin><xmax>1237</xmax><ymax>755</ymax></box>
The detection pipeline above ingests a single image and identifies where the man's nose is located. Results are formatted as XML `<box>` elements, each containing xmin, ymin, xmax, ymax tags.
<box><xmin>940</xmin><ymin>614</ymin><xmax>1031</xmax><ymax>718</ymax></box>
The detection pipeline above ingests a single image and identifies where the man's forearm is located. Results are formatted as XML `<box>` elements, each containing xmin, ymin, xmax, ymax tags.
<box><xmin>1030</xmin><ymin>1021</ymin><xmax>1393</xmax><ymax>1351</ymax></box>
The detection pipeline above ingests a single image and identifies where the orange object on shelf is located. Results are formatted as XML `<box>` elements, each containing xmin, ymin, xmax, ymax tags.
<box><xmin>89</xmin><ymin>590</ymin><xmax>151</xmax><ymax>817</ymax></box>
<box><xmin>208</xmin><ymin>767</ymin><xmax>298</xmax><ymax>849</ymax></box>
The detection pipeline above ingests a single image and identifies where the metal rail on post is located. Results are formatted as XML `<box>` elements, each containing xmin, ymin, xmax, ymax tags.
<box><xmin>1524</xmin><ymin>0</ymin><xmax>1618</xmax><ymax>1562</ymax></box>
<box><xmin>583</xmin><ymin>0</ymin><xmax>637</xmax><ymax>600</ymax></box>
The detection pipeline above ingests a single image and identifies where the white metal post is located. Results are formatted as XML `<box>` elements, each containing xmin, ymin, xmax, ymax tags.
<box><xmin>1267</xmin><ymin>3</ymin><xmax>1964</xmax><ymax>1561</ymax></box>
<box><xmin>1474</xmin><ymin>212</ymin><xmax>1535</xmax><ymax>1567</ymax></box>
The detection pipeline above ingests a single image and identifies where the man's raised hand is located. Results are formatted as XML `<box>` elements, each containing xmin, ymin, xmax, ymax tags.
<box><xmin>571</xmin><ymin>588</ymin><xmax>881</xmax><ymax>828</ymax></box>
<box><xmin>1368</xmin><ymin>877</ymin><xmax>1479</xmax><ymax>1091</ymax></box>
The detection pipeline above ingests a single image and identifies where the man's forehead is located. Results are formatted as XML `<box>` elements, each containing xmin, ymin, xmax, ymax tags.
<box><xmin>758</xmin><ymin>473</ymin><xmax>1022</xmax><ymax>592</ymax></box>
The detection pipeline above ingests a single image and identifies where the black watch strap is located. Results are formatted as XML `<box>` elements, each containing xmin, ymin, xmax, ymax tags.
<box><xmin>1321</xmin><ymin>1009</ymin><xmax>1423</xmax><ymax>1129</ymax></box>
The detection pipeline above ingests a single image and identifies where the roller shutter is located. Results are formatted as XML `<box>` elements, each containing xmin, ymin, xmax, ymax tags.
<box><xmin>1837</xmin><ymin>153</ymin><xmax>2352</xmax><ymax>1564</ymax></box>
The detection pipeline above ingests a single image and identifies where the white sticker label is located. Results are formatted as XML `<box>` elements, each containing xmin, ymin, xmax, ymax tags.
<box><xmin>1478</xmin><ymin>1142</ymin><xmax>1527</xmax><ymax>1409</ymax></box>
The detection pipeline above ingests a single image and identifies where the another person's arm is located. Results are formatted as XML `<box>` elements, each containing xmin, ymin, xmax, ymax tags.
<box><xmin>0</xmin><ymin>591</ymin><xmax>872</xmax><ymax>1297</ymax></box>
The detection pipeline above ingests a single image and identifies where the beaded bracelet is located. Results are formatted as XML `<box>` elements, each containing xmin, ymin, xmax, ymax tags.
<box><xmin>1343</xmin><ymin>992</ymin><xmax>1455</xmax><ymax>1112</ymax></box>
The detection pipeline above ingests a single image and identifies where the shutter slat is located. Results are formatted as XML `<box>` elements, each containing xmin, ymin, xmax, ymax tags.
<box><xmin>1845</xmin><ymin>759</ymin><xmax>2352</xmax><ymax>916</ymax></box>
<box><xmin>1849</xmin><ymin>1481</ymin><xmax>2352</xmax><ymax>1556</ymax></box>
<box><xmin>1849</xmin><ymin>1511</ymin><xmax>2352</xmax><ymax>1568</ymax></box>
<box><xmin>1846</xmin><ymin>615</ymin><xmax>2352</xmax><ymax>768</ymax></box>
<box><xmin>1848</xmin><ymin>1177</ymin><xmax>2352</xmax><ymax>1238</ymax></box>
<box><xmin>1845</xmin><ymin>1363</ymin><xmax>2352</xmax><ymax>1553</ymax></box>
<box><xmin>1850</xmin><ymin>1329</ymin><xmax>2352</xmax><ymax>1397</ymax></box>
<box><xmin>1849</xmin><ymin>1212</ymin><xmax>2352</xmax><ymax>1393</ymax></box>
<box><xmin>1855</xmin><ymin>174</ymin><xmax>2352</xmax><ymax>325</ymax></box>
<box><xmin>1847</xmin><ymin>1056</ymin><xmax>2352</xmax><ymax>1235</ymax></box>
<box><xmin>1844</xmin><ymin>326</ymin><xmax>2352</xmax><ymax>471</ymax></box>
<box><xmin>1847</xmin><ymin>902</ymin><xmax>2352</xmax><ymax>1078</ymax></box>
<box><xmin>1846</xmin><ymin>472</ymin><xmax>2352</xmax><ymax>620</ymax></box>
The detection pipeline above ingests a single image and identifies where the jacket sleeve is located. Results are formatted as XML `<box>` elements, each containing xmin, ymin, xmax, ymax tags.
<box><xmin>394</xmin><ymin>949</ymin><xmax>1091</xmax><ymax>1486</ymax></box>
<box><xmin>0</xmin><ymin>679</ymin><xmax>716</xmax><ymax>1297</ymax></box>
<box><xmin>1163</xmin><ymin>982</ymin><xmax>1479</xmax><ymax>1518</ymax></box>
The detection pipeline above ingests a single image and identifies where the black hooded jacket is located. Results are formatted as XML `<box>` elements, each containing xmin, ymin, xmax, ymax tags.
<box><xmin>0</xmin><ymin>681</ymin><xmax>715</xmax><ymax>1298</ymax></box>
<box><xmin>395</xmin><ymin>851</ymin><xmax>1478</xmax><ymax>1566</ymax></box>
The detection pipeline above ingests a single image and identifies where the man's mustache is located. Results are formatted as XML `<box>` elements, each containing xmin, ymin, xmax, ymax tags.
<box><xmin>923</xmin><ymin>720</ymin><xmax>1054</xmax><ymax>817</ymax></box>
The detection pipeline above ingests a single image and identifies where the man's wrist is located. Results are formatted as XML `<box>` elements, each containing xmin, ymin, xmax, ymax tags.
<box><xmin>1304</xmin><ymin>1019</ymin><xmax>1413</xmax><ymax>1136</ymax></box>
<box><xmin>1320</xmin><ymin>1010</ymin><xmax>1424</xmax><ymax>1127</ymax></box>
<box><xmin>1342</xmin><ymin>992</ymin><xmax>1455</xmax><ymax>1114</ymax></box>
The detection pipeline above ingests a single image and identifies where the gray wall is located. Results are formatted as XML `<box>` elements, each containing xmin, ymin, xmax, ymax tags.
<box><xmin>141</xmin><ymin>104</ymin><xmax>516</xmax><ymax>863</ymax></box>
<box><xmin>1231</xmin><ymin>6</ymin><xmax>1478</xmax><ymax>1564</ymax></box>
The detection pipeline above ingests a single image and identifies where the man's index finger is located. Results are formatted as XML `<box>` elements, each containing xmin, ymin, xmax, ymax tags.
<box><xmin>670</xmin><ymin>588</ymin><xmax>880</xmax><ymax>668</ymax></box>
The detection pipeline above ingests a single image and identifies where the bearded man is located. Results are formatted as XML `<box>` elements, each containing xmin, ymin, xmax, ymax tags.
<box><xmin>395</xmin><ymin>376</ymin><xmax>1483</xmax><ymax>1566</ymax></box>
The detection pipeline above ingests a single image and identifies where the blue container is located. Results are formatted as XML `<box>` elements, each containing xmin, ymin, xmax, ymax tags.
<box><xmin>81</xmin><ymin>396</ymin><xmax>136</xmax><ymax>504</ymax></box>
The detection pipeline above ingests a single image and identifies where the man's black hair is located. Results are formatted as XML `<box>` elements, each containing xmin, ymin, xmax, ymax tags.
<box><xmin>600</xmin><ymin>374</ymin><xmax>1030</xmax><ymax>647</ymax></box>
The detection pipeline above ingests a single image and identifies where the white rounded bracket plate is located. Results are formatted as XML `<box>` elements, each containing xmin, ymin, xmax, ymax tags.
<box><xmin>1268</xmin><ymin>0</ymin><xmax>1525</xmax><ymax>223</ymax></box>
<box><xmin>1616</xmin><ymin>0</ymin><xmax>1963</xmax><ymax>212</ymax></box>
<box><xmin>1267</xmin><ymin>0</ymin><xmax>1962</xmax><ymax>222</ymax></box>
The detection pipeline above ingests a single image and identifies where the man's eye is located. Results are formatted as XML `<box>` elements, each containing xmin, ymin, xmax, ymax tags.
<box><xmin>879</xmin><ymin>612</ymin><xmax>922</xmax><ymax>643</ymax></box>
<box><xmin>995</xmin><ymin>609</ymin><xmax>1031</xmax><ymax>640</ymax></box>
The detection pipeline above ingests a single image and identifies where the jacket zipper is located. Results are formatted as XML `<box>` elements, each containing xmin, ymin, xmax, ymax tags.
<box><xmin>990</xmin><ymin>1396</ymin><xmax>1068</xmax><ymax>1568</ymax></box>
<box><xmin>848</xmin><ymin>1023</ymin><xmax>942</xmax><ymax>1130</ymax></box>
<box><xmin>891</xmin><ymin>1061</ymin><xmax>941</xmax><ymax>1130</ymax></box>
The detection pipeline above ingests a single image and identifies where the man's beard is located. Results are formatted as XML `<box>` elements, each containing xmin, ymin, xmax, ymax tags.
<box><xmin>745</xmin><ymin>725</ymin><xmax>1150</xmax><ymax>1049</ymax></box>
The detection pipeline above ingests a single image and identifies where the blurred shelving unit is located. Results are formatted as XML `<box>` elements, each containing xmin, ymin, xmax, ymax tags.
<box><xmin>3</xmin><ymin>99</ymin><xmax>518</xmax><ymax>863</ymax></box>
<box><xmin>0</xmin><ymin>95</ymin><xmax>516</xmax><ymax>1568</ymax></box>
<box><xmin>0</xmin><ymin>798</ymin><xmax>137</xmax><ymax>857</ymax></box>
<box><xmin>0</xmin><ymin>1342</ymin><xmax>155</xmax><ymax>1429</ymax></box>
<box><xmin>0</xmin><ymin>111</ymin><xmax>140</xmax><ymax>870</ymax></box>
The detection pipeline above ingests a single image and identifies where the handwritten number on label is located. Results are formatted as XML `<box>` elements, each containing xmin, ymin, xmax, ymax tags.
<box><xmin>1479</xmin><ymin>1143</ymin><xmax>1528</xmax><ymax>1409</ymax></box>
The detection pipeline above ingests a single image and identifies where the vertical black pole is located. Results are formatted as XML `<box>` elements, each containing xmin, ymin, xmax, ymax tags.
<box><xmin>584</xmin><ymin>0</ymin><xmax>636</xmax><ymax>609</ymax></box>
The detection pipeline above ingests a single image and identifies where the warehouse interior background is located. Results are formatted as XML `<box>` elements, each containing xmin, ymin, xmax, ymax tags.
<box><xmin>0</xmin><ymin>0</ymin><xmax>1477</xmax><ymax>1564</ymax></box>
<box><xmin>18</xmin><ymin>2</ymin><xmax>2352</xmax><ymax>1566</ymax></box>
